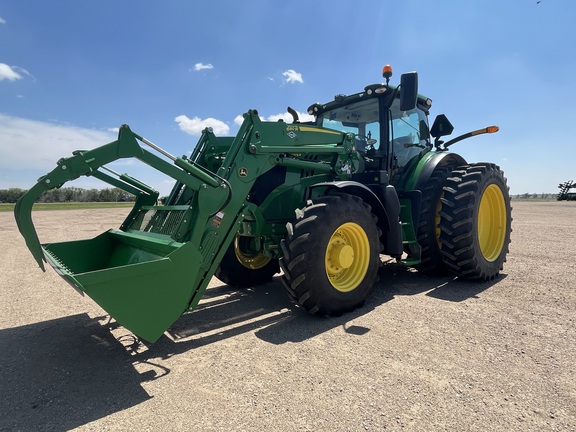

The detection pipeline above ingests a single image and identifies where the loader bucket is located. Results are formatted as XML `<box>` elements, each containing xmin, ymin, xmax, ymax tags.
<box><xmin>41</xmin><ymin>230</ymin><xmax>203</xmax><ymax>342</ymax></box>
<box><xmin>14</xmin><ymin>124</ymin><xmax>235</xmax><ymax>342</ymax></box>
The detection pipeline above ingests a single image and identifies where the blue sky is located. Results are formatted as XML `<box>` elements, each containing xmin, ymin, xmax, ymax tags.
<box><xmin>1</xmin><ymin>0</ymin><xmax>574</xmax><ymax>196</ymax></box>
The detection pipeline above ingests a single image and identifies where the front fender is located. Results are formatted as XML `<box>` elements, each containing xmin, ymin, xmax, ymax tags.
<box><xmin>309</xmin><ymin>181</ymin><xmax>403</xmax><ymax>257</ymax></box>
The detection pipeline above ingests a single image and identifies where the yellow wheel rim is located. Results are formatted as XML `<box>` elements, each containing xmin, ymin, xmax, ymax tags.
<box><xmin>325</xmin><ymin>222</ymin><xmax>370</xmax><ymax>292</ymax></box>
<box><xmin>478</xmin><ymin>184</ymin><xmax>507</xmax><ymax>262</ymax></box>
<box><xmin>234</xmin><ymin>236</ymin><xmax>271</xmax><ymax>270</ymax></box>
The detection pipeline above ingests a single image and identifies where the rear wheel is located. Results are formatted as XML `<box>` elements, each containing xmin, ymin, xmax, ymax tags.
<box><xmin>439</xmin><ymin>163</ymin><xmax>512</xmax><ymax>280</ymax></box>
<box><xmin>415</xmin><ymin>165</ymin><xmax>453</xmax><ymax>274</ymax></box>
<box><xmin>215</xmin><ymin>235</ymin><xmax>279</xmax><ymax>288</ymax></box>
<box><xmin>280</xmin><ymin>194</ymin><xmax>381</xmax><ymax>315</ymax></box>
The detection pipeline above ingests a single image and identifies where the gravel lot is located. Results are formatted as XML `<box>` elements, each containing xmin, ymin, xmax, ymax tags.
<box><xmin>1</xmin><ymin>200</ymin><xmax>575</xmax><ymax>431</ymax></box>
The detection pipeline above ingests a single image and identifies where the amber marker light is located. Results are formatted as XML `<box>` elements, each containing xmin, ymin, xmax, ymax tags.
<box><xmin>443</xmin><ymin>125</ymin><xmax>501</xmax><ymax>149</ymax></box>
<box><xmin>382</xmin><ymin>64</ymin><xmax>393</xmax><ymax>83</ymax></box>
<box><xmin>471</xmin><ymin>126</ymin><xmax>500</xmax><ymax>136</ymax></box>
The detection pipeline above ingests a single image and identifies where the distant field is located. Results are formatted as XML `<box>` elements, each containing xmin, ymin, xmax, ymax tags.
<box><xmin>0</xmin><ymin>202</ymin><xmax>135</xmax><ymax>212</ymax></box>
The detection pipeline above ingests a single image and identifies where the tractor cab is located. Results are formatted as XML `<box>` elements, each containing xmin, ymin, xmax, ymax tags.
<box><xmin>308</xmin><ymin>66</ymin><xmax>433</xmax><ymax>179</ymax></box>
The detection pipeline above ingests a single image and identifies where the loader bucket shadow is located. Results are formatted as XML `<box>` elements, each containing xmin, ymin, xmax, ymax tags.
<box><xmin>0</xmin><ymin>314</ymin><xmax>153</xmax><ymax>432</ymax></box>
<box><xmin>139</xmin><ymin>279</ymin><xmax>298</xmax><ymax>358</ymax></box>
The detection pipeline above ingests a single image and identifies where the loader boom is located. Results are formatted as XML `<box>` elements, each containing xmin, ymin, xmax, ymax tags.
<box><xmin>15</xmin><ymin>110</ymin><xmax>358</xmax><ymax>342</ymax></box>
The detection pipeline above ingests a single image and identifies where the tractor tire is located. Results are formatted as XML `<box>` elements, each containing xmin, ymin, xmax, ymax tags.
<box><xmin>279</xmin><ymin>193</ymin><xmax>381</xmax><ymax>316</ymax></box>
<box><xmin>215</xmin><ymin>235</ymin><xmax>279</xmax><ymax>288</ymax></box>
<box><xmin>415</xmin><ymin>165</ymin><xmax>453</xmax><ymax>275</ymax></box>
<box><xmin>438</xmin><ymin>163</ymin><xmax>512</xmax><ymax>280</ymax></box>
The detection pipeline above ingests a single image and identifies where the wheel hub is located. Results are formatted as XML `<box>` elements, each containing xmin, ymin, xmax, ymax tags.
<box><xmin>329</xmin><ymin>244</ymin><xmax>355</xmax><ymax>269</ymax></box>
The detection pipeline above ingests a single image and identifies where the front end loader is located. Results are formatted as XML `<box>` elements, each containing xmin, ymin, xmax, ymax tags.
<box><xmin>15</xmin><ymin>66</ymin><xmax>512</xmax><ymax>342</ymax></box>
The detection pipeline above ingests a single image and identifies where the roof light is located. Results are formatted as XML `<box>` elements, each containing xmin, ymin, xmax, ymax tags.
<box><xmin>382</xmin><ymin>65</ymin><xmax>393</xmax><ymax>79</ymax></box>
<box><xmin>382</xmin><ymin>64</ymin><xmax>393</xmax><ymax>85</ymax></box>
<box><xmin>307</xmin><ymin>103</ymin><xmax>322</xmax><ymax>115</ymax></box>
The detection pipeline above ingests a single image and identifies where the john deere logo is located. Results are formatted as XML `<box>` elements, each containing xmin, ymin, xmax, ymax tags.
<box><xmin>238</xmin><ymin>167</ymin><xmax>248</xmax><ymax>177</ymax></box>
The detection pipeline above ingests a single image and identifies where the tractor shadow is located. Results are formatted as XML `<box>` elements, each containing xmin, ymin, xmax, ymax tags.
<box><xmin>0</xmin><ymin>314</ymin><xmax>154</xmax><ymax>432</ymax></box>
<box><xmin>375</xmin><ymin>260</ymin><xmax>507</xmax><ymax>303</ymax></box>
<box><xmin>134</xmin><ymin>263</ymin><xmax>505</xmax><ymax>356</ymax></box>
<box><xmin>253</xmin><ymin>263</ymin><xmax>505</xmax><ymax>345</ymax></box>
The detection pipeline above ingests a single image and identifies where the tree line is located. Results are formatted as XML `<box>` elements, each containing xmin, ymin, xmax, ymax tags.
<box><xmin>0</xmin><ymin>187</ymin><xmax>135</xmax><ymax>203</ymax></box>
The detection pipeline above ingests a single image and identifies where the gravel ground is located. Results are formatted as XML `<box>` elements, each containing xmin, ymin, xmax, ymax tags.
<box><xmin>1</xmin><ymin>200</ymin><xmax>575</xmax><ymax>431</ymax></box>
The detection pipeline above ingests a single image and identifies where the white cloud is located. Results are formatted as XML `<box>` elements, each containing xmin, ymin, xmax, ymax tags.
<box><xmin>0</xmin><ymin>17</ymin><xmax>6</xmax><ymax>24</ymax></box>
<box><xmin>265</xmin><ymin>111</ymin><xmax>315</xmax><ymax>123</ymax></box>
<box><xmin>233</xmin><ymin>111</ymin><xmax>315</xmax><ymax>127</ymax></box>
<box><xmin>177</xmin><ymin>110</ymin><xmax>314</xmax><ymax>140</ymax></box>
<box><xmin>299</xmin><ymin>112</ymin><xmax>316</xmax><ymax>122</ymax></box>
<box><xmin>0</xmin><ymin>114</ymin><xmax>179</xmax><ymax>196</ymax></box>
<box><xmin>0</xmin><ymin>114</ymin><xmax>116</xmax><ymax>171</ymax></box>
<box><xmin>282</xmin><ymin>69</ymin><xmax>303</xmax><ymax>84</ymax></box>
<box><xmin>175</xmin><ymin>115</ymin><xmax>230</xmax><ymax>136</ymax></box>
<box><xmin>0</xmin><ymin>63</ymin><xmax>23</xmax><ymax>81</ymax></box>
<box><xmin>193</xmin><ymin>62</ymin><xmax>214</xmax><ymax>71</ymax></box>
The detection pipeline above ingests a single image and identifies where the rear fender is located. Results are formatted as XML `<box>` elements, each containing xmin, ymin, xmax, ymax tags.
<box><xmin>412</xmin><ymin>152</ymin><xmax>467</xmax><ymax>192</ymax></box>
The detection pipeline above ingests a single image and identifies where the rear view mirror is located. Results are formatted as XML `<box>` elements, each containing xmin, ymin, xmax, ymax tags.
<box><xmin>400</xmin><ymin>72</ymin><xmax>418</xmax><ymax>111</ymax></box>
<box><xmin>430</xmin><ymin>114</ymin><xmax>454</xmax><ymax>138</ymax></box>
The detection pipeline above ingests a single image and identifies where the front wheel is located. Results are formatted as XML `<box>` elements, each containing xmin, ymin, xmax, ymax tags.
<box><xmin>439</xmin><ymin>163</ymin><xmax>512</xmax><ymax>280</ymax></box>
<box><xmin>280</xmin><ymin>193</ymin><xmax>381</xmax><ymax>315</ymax></box>
<box><xmin>215</xmin><ymin>235</ymin><xmax>279</xmax><ymax>288</ymax></box>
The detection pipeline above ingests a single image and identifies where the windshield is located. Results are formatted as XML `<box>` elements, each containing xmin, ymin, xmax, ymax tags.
<box><xmin>389</xmin><ymin>99</ymin><xmax>429</xmax><ymax>168</ymax></box>
<box><xmin>317</xmin><ymin>96</ymin><xmax>430</xmax><ymax>168</ymax></box>
<box><xmin>319</xmin><ymin>98</ymin><xmax>380</xmax><ymax>152</ymax></box>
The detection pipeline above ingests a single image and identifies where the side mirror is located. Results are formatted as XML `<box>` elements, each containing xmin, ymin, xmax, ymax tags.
<box><xmin>400</xmin><ymin>72</ymin><xmax>418</xmax><ymax>111</ymax></box>
<box><xmin>430</xmin><ymin>114</ymin><xmax>454</xmax><ymax>138</ymax></box>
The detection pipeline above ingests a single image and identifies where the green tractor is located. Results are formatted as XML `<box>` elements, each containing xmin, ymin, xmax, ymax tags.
<box><xmin>15</xmin><ymin>66</ymin><xmax>512</xmax><ymax>342</ymax></box>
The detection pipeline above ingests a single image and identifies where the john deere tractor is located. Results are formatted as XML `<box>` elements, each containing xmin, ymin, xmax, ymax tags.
<box><xmin>15</xmin><ymin>66</ymin><xmax>512</xmax><ymax>342</ymax></box>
